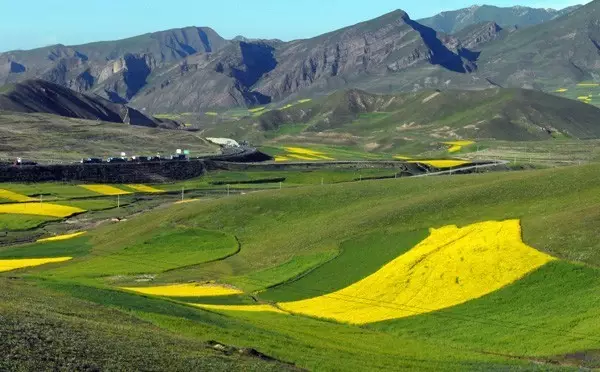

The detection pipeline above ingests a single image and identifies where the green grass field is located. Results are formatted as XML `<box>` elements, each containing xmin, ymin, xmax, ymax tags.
<box><xmin>3</xmin><ymin>163</ymin><xmax>600</xmax><ymax>370</ymax></box>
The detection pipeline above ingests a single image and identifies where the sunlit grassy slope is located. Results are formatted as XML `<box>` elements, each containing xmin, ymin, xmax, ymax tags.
<box><xmin>4</xmin><ymin>163</ymin><xmax>600</xmax><ymax>369</ymax></box>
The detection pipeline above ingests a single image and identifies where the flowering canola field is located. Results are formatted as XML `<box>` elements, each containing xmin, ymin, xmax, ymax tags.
<box><xmin>80</xmin><ymin>185</ymin><xmax>132</xmax><ymax>196</ymax></box>
<box><xmin>127</xmin><ymin>184</ymin><xmax>165</xmax><ymax>193</ymax></box>
<box><xmin>37</xmin><ymin>231</ymin><xmax>86</xmax><ymax>243</ymax></box>
<box><xmin>0</xmin><ymin>189</ymin><xmax>37</xmax><ymax>202</ymax></box>
<box><xmin>278</xmin><ymin>220</ymin><xmax>554</xmax><ymax>324</ymax></box>
<box><xmin>442</xmin><ymin>141</ymin><xmax>475</xmax><ymax>153</ymax></box>
<box><xmin>121</xmin><ymin>283</ymin><xmax>243</xmax><ymax>297</ymax></box>
<box><xmin>408</xmin><ymin>160</ymin><xmax>470</xmax><ymax>168</ymax></box>
<box><xmin>0</xmin><ymin>203</ymin><xmax>85</xmax><ymax>217</ymax></box>
<box><xmin>194</xmin><ymin>304</ymin><xmax>287</xmax><ymax>314</ymax></box>
<box><xmin>276</xmin><ymin>147</ymin><xmax>334</xmax><ymax>162</ymax></box>
<box><xmin>0</xmin><ymin>257</ymin><xmax>72</xmax><ymax>272</ymax></box>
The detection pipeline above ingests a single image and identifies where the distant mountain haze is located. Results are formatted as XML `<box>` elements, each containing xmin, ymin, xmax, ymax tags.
<box><xmin>0</xmin><ymin>3</ymin><xmax>594</xmax><ymax>112</ymax></box>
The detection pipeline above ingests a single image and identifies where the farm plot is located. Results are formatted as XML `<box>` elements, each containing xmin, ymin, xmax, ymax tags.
<box><xmin>0</xmin><ymin>203</ymin><xmax>85</xmax><ymax>217</ymax></box>
<box><xmin>0</xmin><ymin>189</ymin><xmax>37</xmax><ymax>202</ymax></box>
<box><xmin>278</xmin><ymin>220</ymin><xmax>553</xmax><ymax>323</ymax></box>
<box><xmin>121</xmin><ymin>283</ymin><xmax>242</xmax><ymax>297</ymax></box>
<box><xmin>127</xmin><ymin>184</ymin><xmax>166</xmax><ymax>193</ymax></box>
<box><xmin>0</xmin><ymin>257</ymin><xmax>72</xmax><ymax>272</ymax></box>
<box><xmin>80</xmin><ymin>185</ymin><xmax>132</xmax><ymax>196</ymax></box>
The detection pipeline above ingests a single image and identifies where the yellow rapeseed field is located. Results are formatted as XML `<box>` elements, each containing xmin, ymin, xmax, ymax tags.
<box><xmin>287</xmin><ymin>154</ymin><xmax>318</xmax><ymax>161</ymax></box>
<box><xmin>0</xmin><ymin>189</ymin><xmax>37</xmax><ymax>202</ymax></box>
<box><xmin>0</xmin><ymin>203</ymin><xmax>85</xmax><ymax>217</ymax></box>
<box><xmin>442</xmin><ymin>141</ymin><xmax>475</xmax><ymax>153</ymax></box>
<box><xmin>279</xmin><ymin>220</ymin><xmax>555</xmax><ymax>324</ymax></box>
<box><xmin>121</xmin><ymin>283</ymin><xmax>243</xmax><ymax>297</ymax></box>
<box><xmin>37</xmin><ymin>231</ymin><xmax>86</xmax><ymax>243</ymax></box>
<box><xmin>127</xmin><ymin>184</ymin><xmax>165</xmax><ymax>193</ymax></box>
<box><xmin>554</xmin><ymin>88</ymin><xmax>568</xmax><ymax>93</ymax></box>
<box><xmin>297</xmin><ymin>99</ymin><xmax>312</xmax><ymax>103</ymax></box>
<box><xmin>80</xmin><ymin>185</ymin><xmax>132</xmax><ymax>196</ymax></box>
<box><xmin>274</xmin><ymin>156</ymin><xmax>289</xmax><ymax>162</ymax></box>
<box><xmin>394</xmin><ymin>155</ymin><xmax>412</xmax><ymax>160</ymax></box>
<box><xmin>408</xmin><ymin>160</ymin><xmax>470</xmax><ymax>168</ymax></box>
<box><xmin>577</xmin><ymin>83</ymin><xmax>599</xmax><ymax>87</ymax></box>
<box><xmin>0</xmin><ymin>257</ymin><xmax>72</xmax><ymax>272</ymax></box>
<box><xmin>284</xmin><ymin>147</ymin><xmax>334</xmax><ymax>160</ymax></box>
<box><xmin>194</xmin><ymin>304</ymin><xmax>287</xmax><ymax>314</ymax></box>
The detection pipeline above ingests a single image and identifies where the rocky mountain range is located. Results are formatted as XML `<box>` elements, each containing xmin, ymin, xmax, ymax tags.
<box><xmin>418</xmin><ymin>4</ymin><xmax>582</xmax><ymax>34</ymax></box>
<box><xmin>0</xmin><ymin>3</ymin><xmax>595</xmax><ymax>113</ymax></box>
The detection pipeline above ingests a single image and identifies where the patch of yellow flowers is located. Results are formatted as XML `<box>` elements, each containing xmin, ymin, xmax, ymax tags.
<box><xmin>278</xmin><ymin>220</ymin><xmax>554</xmax><ymax>324</ymax></box>
<box><xmin>408</xmin><ymin>160</ymin><xmax>470</xmax><ymax>168</ymax></box>
<box><xmin>0</xmin><ymin>203</ymin><xmax>85</xmax><ymax>217</ymax></box>
<box><xmin>121</xmin><ymin>283</ymin><xmax>243</xmax><ymax>297</ymax></box>
<box><xmin>195</xmin><ymin>220</ymin><xmax>555</xmax><ymax>324</ymax></box>
<box><xmin>442</xmin><ymin>141</ymin><xmax>475</xmax><ymax>153</ymax></box>
<box><xmin>0</xmin><ymin>189</ymin><xmax>37</xmax><ymax>202</ymax></box>
<box><xmin>127</xmin><ymin>184</ymin><xmax>165</xmax><ymax>193</ymax></box>
<box><xmin>37</xmin><ymin>231</ymin><xmax>86</xmax><ymax>243</ymax></box>
<box><xmin>79</xmin><ymin>185</ymin><xmax>132</xmax><ymax>196</ymax></box>
<box><xmin>0</xmin><ymin>257</ymin><xmax>72</xmax><ymax>272</ymax></box>
<box><xmin>279</xmin><ymin>147</ymin><xmax>334</xmax><ymax>161</ymax></box>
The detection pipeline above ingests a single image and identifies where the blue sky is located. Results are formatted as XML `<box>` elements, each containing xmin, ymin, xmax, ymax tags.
<box><xmin>0</xmin><ymin>0</ymin><xmax>588</xmax><ymax>52</ymax></box>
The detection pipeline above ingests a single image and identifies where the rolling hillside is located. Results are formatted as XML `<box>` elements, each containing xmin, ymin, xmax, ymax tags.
<box><xmin>0</xmin><ymin>80</ymin><xmax>180</xmax><ymax>128</ymax></box>
<box><xmin>2</xmin><ymin>162</ymin><xmax>600</xmax><ymax>369</ymax></box>
<box><xmin>201</xmin><ymin>88</ymin><xmax>600</xmax><ymax>152</ymax></box>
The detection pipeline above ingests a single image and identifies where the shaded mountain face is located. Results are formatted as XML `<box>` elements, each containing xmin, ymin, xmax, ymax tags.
<box><xmin>0</xmin><ymin>80</ymin><xmax>180</xmax><ymax>128</ymax></box>
<box><xmin>0</xmin><ymin>27</ymin><xmax>228</xmax><ymax>103</ymax></box>
<box><xmin>418</xmin><ymin>4</ymin><xmax>582</xmax><ymax>34</ymax></box>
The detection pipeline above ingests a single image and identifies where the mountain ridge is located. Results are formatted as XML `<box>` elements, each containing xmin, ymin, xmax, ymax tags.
<box><xmin>0</xmin><ymin>3</ymin><xmax>597</xmax><ymax>112</ymax></box>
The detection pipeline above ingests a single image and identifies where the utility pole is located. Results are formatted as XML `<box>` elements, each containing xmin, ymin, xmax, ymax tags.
<box><xmin>321</xmin><ymin>178</ymin><xmax>324</xmax><ymax>185</ymax></box>
<box><xmin>117</xmin><ymin>194</ymin><xmax>120</xmax><ymax>208</ymax></box>
<box><xmin>181</xmin><ymin>186</ymin><xmax>184</xmax><ymax>201</ymax></box>
<box><xmin>227</xmin><ymin>184</ymin><xmax>230</xmax><ymax>197</ymax></box>
<box><xmin>279</xmin><ymin>182</ymin><xmax>282</xmax><ymax>190</ymax></box>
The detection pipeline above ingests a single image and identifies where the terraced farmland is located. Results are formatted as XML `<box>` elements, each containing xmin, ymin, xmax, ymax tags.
<box><xmin>2</xmin><ymin>162</ymin><xmax>600</xmax><ymax>370</ymax></box>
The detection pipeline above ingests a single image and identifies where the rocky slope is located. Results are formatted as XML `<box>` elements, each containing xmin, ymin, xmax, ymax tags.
<box><xmin>0</xmin><ymin>80</ymin><xmax>179</xmax><ymax>128</ymax></box>
<box><xmin>0</xmin><ymin>27</ymin><xmax>228</xmax><ymax>103</ymax></box>
<box><xmin>0</xmin><ymin>3</ymin><xmax>598</xmax><ymax>112</ymax></box>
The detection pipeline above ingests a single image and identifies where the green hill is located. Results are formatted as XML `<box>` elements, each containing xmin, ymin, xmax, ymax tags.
<box><xmin>3</xmin><ymin>161</ymin><xmax>600</xmax><ymax>370</ymax></box>
<box><xmin>201</xmin><ymin>88</ymin><xmax>600</xmax><ymax>153</ymax></box>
